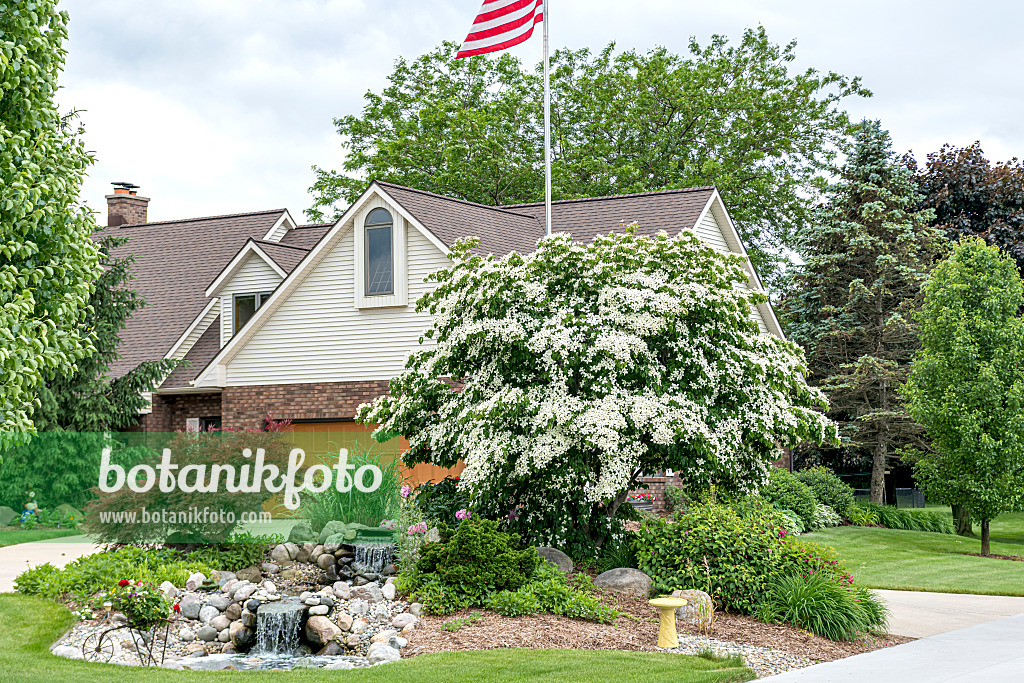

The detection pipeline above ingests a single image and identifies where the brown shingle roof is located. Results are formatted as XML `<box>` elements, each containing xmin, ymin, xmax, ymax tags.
<box><xmin>254</xmin><ymin>240</ymin><xmax>309</xmax><ymax>274</ymax></box>
<box><xmin>159</xmin><ymin>317</ymin><xmax>221</xmax><ymax>390</ymax></box>
<box><xmin>377</xmin><ymin>181</ymin><xmax>715</xmax><ymax>256</ymax></box>
<box><xmin>98</xmin><ymin>209</ymin><xmax>286</xmax><ymax>378</ymax></box>
<box><xmin>280</xmin><ymin>223</ymin><xmax>333</xmax><ymax>249</ymax></box>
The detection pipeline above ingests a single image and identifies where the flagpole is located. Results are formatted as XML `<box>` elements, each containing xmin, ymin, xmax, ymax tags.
<box><xmin>543</xmin><ymin>0</ymin><xmax>551</xmax><ymax>237</ymax></box>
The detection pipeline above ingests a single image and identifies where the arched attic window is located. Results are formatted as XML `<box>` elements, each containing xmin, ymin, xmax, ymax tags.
<box><xmin>365</xmin><ymin>208</ymin><xmax>394</xmax><ymax>295</ymax></box>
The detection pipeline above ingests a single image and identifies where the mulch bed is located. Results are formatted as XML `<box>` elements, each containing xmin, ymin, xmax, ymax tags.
<box><xmin>404</xmin><ymin>583</ymin><xmax>912</xmax><ymax>665</ymax></box>
<box><xmin>955</xmin><ymin>552</ymin><xmax>1024</xmax><ymax>561</ymax></box>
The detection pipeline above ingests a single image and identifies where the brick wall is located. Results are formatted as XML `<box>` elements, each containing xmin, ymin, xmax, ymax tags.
<box><xmin>137</xmin><ymin>392</ymin><xmax>223</xmax><ymax>432</ymax></box>
<box><xmin>105</xmin><ymin>193</ymin><xmax>150</xmax><ymax>226</ymax></box>
<box><xmin>222</xmin><ymin>380</ymin><xmax>391</xmax><ymax>431</ymax></box>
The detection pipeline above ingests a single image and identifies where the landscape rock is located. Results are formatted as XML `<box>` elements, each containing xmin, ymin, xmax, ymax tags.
<box><xmin>536</xmin><ymin>547</ymin><xmax>574</xmax><ymax>572</ymax></box>
<box><xmin>371</xmin><ymin>629</ymin><xmax>399</xmax><ymax>644</ymax></box>
<box><xmin>283</xmin><ymin>542</ymin><xmax>300</xmax><ymax>560</ymax></box>
<box><xmin>381</xmin><ymin>583</ymin><xmax>396</xmax><ymax>601</ymax></box>
<box><xmin>316</xmin><ymin>554</ymin><xmax>336</xmax><ymax>571</ymax></box>
<box><xmin>159</xmin><ymin>581</ymin><xmax>178</xmax><ymax>600</ymax></box>
<box><xmin>52</xmin><ymin>645</ymin><xmax>83</xmax><ymax>660</ymax></box>
<box><xmin>261</xmin><ymin>562</ymin><xmax>280</xmax><ymax>574</ymax></box>
<box><xmin>367</xmin><ymin>644</ymin><xmax>401</xmax><ymax>664</ymax></box>
<box><xmin>279</xmin><ymin>568</ymin><xmax>301</xmax><ymax>580</ymax></box>
<box><xmin>392</xmin><ymin>613</ymin><xmax>417</xmax><ymax>629</ymax></box>
<box><xmin>0</xmin><ymin>506</ymin><xmax>18</xmax><ymax>527</ymax></box>
<box><xmin>179</xmin><ymin>594</ymin><xmax>202</xmax><ymax>620</ymax></box>
<box><xmin>304</xmin><ymin>616</ymin><xmax>342</xmax><ymax>646</ymax></box>
<box><xmin>212</xmin><ymin>570</ymin><xmax>236</xmax><ymax>587</ymax></box>
<box><xmin>185</xmin><ymin>572</ymin><xmax>206</xmax><ymax>591</ymax></box>
<box><xmin>234</xmin><ymin>583</ymin><xmax>258</xmax><ymax>603</ymax></box>
<box><xmin>207</xmin><ymin>595</ymin><xmax>231</xmax><ymax>611</ymax></box>
<box><xmin>270</xmin><ymin>544</ymin><xmax>291</xmax><ymax>564</ymax></box>
<box><xmin>196</xmin><ymin>626</ymin><xmax>218</xmax><ymax>642</ymax></box>
<box><xmin>336</xmin><ymin>612</ymin><xmax>353</xmax><ymax>631</ymax></box>
<box><xmin>316</xmin><ymin>641</ymin><xmax>344</xmax><ymax>656</ymax></box>
<box><xmin>388</xmin><ymin>636</ymin><xmax>409</xmax><ymax>650</ymax></box>
<box><xmin>351</xmin><ymin>618</ymin><xmax>369</xmax><ymax>633</ymax></box>
<box><xmin>198</xmin><ymin>605</ymin><xmax>221</xmax><ymax>624</ymax></box>
<box><xmin>224</xmin><ymin>602</ymin><xmax>242</xmax><ymax>621</ymax></box>
<box><xmin>409</xmin><ymin>602</ymin><xmax>422</xmax><ymax>617</ymax></box>
<box><xmin>333</xmin><ymin>582</ymin><xmax>351</xmax><ymax>599</ymax></box>
<box><xmin>348</xmin><ymin>599</ymin><xmax>369</xmax><ymax>615</ymax></box>
<box><xmin>235</xmin><ymin>566</ymin><xmax>262</xmax><ymax>583</ymax></box>
<box><xmin>351</xmin><ymin>584</ymin><xmax>383</xmax><ymax>603</ymax></box>
<box><xmin>309</xmin><ymin>605</ymin><xmax>329</xmax><ymax>616</ymax></box>
<box><xmin>288</xmin><ymin>521</ymin><xmax>315</xmax><ymax>544</ymax></box>
<box><xmin>210</xmin><ymin>615</ymin><xmax>231</xmax><ymax>631</ymax></box>
<box><xmin>593</xmin><ymin>568</ymin><xmax>652</xmax><ymax>598</ymax></box>
<box><xmin>670</xmin><ymin>589</ymin><xmax>715</xmax><ymax>625</ymax></box>
<box><xmin>217</xmin><ymin>628</ymin><xmax>230</xmax><ymax>642</ymax></box>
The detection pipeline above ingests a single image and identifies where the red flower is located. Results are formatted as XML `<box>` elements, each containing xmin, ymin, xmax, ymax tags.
<box><xmin>173</xmin><ymin>604</ymin><xmax>181</xmax><ymax>613</ymax></box>
<box><xmin>118</xmin><ymin>579</ymin><xmax>130</xmax><ymax>587</ymax></box>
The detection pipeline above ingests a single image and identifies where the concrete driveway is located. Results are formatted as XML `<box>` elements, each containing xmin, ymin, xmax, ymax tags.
<box><xmin>0</xmin><ymin>538</ymin><xmax>100</xmax><ymax>592</ymax></box>
<box><xmin>760</xmin><ymin>613</ymin><xmax>1024</xmax><ymax>682</ymax></box>
<box><xmin>878</xmin><ymin>589</ymin><xmax>1024</xmax><ymax>637</ymax></box>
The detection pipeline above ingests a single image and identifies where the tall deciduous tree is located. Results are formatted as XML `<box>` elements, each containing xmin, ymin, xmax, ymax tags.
<box><xmin>309</xmin><ymin>28</ymin><xmax>869</xmax><ymax>284</ymax></box>
<box><xmin>905</xmin><ymin>239</ymin><xmax>1024</xmax><ymax>556</ymax></box>
<box><xmin>358</xmin><ymin>229</ymin><xmax>836</xmax><ymax>556</ymax></box>
<box><xmin>0</xmin><ymin>236</ymin><xmax>180</xmax><ymax>509</ymax></box>
<box><xmin>779</xmin><ymin>121</ymin><xmax>947</xmax><ymax>503</ymax></box>
<box><xmin>910</xmin><ymin>143</ymin><xmax>1024</xmax><ymax>272</ymax></box>
<box><xmin>1</xmin><ymin>2</ymin><xmax>101</xmax><ymax>453</ymax></box>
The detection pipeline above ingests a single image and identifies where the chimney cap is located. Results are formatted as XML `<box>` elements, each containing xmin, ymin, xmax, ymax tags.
<box><xmin>111</xmin><ymin>181</ymin><xmax>140</xmax><ymax>190</ymax></box>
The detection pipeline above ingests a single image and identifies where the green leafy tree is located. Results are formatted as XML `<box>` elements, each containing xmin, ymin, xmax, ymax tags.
<box><xmin>1</xmin><ymin>2</ymin><xmax>101</xmax><ymax>453</ymax></box>
<box><xmin>358</xmin><ymin>229</ymin><xmax>836</xmax><ymax>555</ymax></box>
<box><xmin>0</xmin><ymin>236</ymin><xmax>180</xmax><ymax>509</ymax></box>
<box><xmin>905</xmin><ymin>239</ymin><xmax>1024</xmax><ymax>556</ymax></box>
<box><xmin>310</xmin><ymin>28</ymin><xmax>869</xmax><ymax>283</ymax></box>
<box><xmin>910</xmin><ymin>143</ymin><xmax>1024</xmax><ymax>272</ymax></box>
<box><xmin>779</xmin><ymin>121</ymin><xmax>948</xmax><ymax>503</ymax></box>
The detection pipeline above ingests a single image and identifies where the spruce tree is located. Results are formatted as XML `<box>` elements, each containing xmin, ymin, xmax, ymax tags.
<box><xmin>780</xmin><ymin>120</ymin><xmax>948</xmax><ymax>502</ymax></box>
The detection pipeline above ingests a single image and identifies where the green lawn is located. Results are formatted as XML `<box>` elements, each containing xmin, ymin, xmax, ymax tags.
<box><xmin>0</xmin><ymin>527</ymin><xmax>81</xmax><ymax>547</ymax></box>
<box><xmin>0</xmin><ymin>594</ymin><xmax>754</xmax><ymax>683</ymax></box>
<box><xmin>803</xmin><ymin>511</ymin><xmax>1024</xmax><ymax>596</ymax></box>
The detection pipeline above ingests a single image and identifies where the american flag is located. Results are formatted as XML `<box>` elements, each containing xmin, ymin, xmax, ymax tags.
<box><xmin>456</xmin><ymin>0</ymin><xmax>545</xmax><ymax>59</ymax></box>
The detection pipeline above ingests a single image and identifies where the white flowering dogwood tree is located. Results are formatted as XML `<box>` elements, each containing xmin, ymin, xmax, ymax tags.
<box><xmin>358</xmin><ymin>229</ymin><xmax>836</xmax><ymax>553</ymax></box>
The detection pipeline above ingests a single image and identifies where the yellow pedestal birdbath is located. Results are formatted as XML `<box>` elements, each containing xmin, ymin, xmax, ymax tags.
<box><xmin>649</xmin><ymin>597</ymin><xmax>688</xmax><ymax>648</ymax></box>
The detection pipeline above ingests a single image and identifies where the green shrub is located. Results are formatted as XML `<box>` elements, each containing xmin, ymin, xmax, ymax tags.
<box><xmin>810</xmin><ymin>504</ymin><xmax>842</xmax><ymax>530</ymax></box>
<box><xmin>754</xmin><ymin>572</ymin><xmax>889</xmax><ymax>640</ymax></box>
<box><xmin>761</xmin><ymin>468</ymin><xmax>817</xmax><ymax>529</ymax></box>
<box><xmin>417</xmin><ymin>518</ymin><xmax>540</xmax><ymax>594</ymax></box>
<box><xmin>15</xmin><ymin>546</ymin><xmax>213</xmax><ymax>599</ymax></box>
<box><xmin>796</xmin><ymin>467</ymin><xmax>855</xmax><ymax>518</ymax></box>
<box><xmin>777</xmin><ymin>509</ymin><xmax>805</xmax><ymax>535</ymax></box>
<box><xmin>662</xmin><ymin>484</ymin><xmax>687</xmax><ymax>513</ymax></box>
<box><xmin>183</xmin><ymin>532</ymin><xmax>283</xmax><ymax>571</ymax></box>
<box><xmin>634</xmin><ymin>503</ymin><xmax>784</xmax><ymax>613</ymax></box>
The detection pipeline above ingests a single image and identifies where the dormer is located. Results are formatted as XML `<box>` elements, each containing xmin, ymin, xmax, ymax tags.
<box><xmin>206</xmin><ymin>240</ymin><xmax>289</xmax><ymax>346</ymax></box>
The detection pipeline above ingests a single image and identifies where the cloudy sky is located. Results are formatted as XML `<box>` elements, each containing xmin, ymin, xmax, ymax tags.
<box><xmin>59</xmin><ymin>0</ymin><xmax>1023</xmax><ymax>223</ymax></box>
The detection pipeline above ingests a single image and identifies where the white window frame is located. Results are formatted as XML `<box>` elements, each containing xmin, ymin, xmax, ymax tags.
<box><xmin>354</xmin><ymin>198</ymin><xmax>407</xmax><ymax>309</ymax></box>
<box><xmin>233</xmin><ymin>290</ymin><xmax>274</xmax><ymax>334</ymax></box>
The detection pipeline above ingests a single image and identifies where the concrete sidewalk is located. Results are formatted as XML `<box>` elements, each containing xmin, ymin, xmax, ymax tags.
<box><xmin>878</xmin><ymin>589</ymin><xmax>1024</xmax><ymax>637</ymax></box>
<box><xmin>0</xmin><ymin>541</ymin><xmax>100</xmax><ymax>592</ymax></box>
<box><xmin>761</xmin><ymin>613</ymin><xmax>1024</xmax><ymax>682</ymax></box>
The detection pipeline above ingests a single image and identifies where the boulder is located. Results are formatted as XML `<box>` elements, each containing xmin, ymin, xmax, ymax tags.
<box><xmin>245</xmin><ymin>599</ymin><xmax>262</xmax><ymax>613</ymax></box>
<box><xmin>409</xmin><ymin>603</ymin><xmax>422</xmax><ymax>617</ymax></box>
<box><xmin>261</xmin><ymin>562</ymin><xmax>280</xmax><ymax>575</ymax></box>
<box><xmin>350</xmin><ymin>618</ymin><xmax>369</xmax><ymax>633</ymax></box>
<box><xmin>53</xmin><ymin>503</ymin><xmax>83</xmax><ymax>525</ymax></box>
<box><xmin>233</xmin><ymin>583</ymin><xmax>258</xmax><ymax>603</ymax></box>
<box><xmin>392</xmin><ymin>613</ymin><xmax>417</xmax><ymax>629</ymax></box>
<box><xmin>296</xmin><ymin>545</ymin><xmax>312</xmax><ymax>564</ymax></box>
<box><xmin>279</xmin><ymin>568</ymin><xmax>302</xmax><ymax>581</ymax></box>
<box><xmin>389</xmin><ymin>636</ymin><xmax>409</xmax><ymax>649</ymax></box>
<box><xmin>333</xmin><ymin>581</ymin><xmax>351</xmax><ymax>600</ymax></box>
<box><xmin>185</xmin><ymin>572</ymin><xmax>206</xmax><ymax>592</ymax></box>
<box><xmin>593</xmin><ymin>568</ymin><xmax>652</xmax><ymax>598</ymax></box>
<box><xmin>670</xmin><ymin>589</ymin><xmax>715</xmax><ymax>626</ymax></box>
<box><xmin>52</xmin><ymin>645</ymin><xmax>84</xmax><ymax>660</ymax></box>
<box><xmin>220</xmin><ymin>579</ymin><xmax>238</xmax><ymax>594</ymax></box>
<box><xmin>381</xmin><ymin>583</ymin><xmax>396</xmax><ymax>601</ymax></box>
<box><xmin>209</xmin><ymin>615</ymin><xmax>231</xmax><ymax>631</ymax></box>
<box><xmin>316</xmin><ymin>554</ymin><xmax>336</xmax><ymax>571</ymax></box>
<box><xmin>351</xmin><ymin>584</ymin><xmax>383</xmax><ymax>603</ymax></box>
<box><xmin>198</xmin><ymin>605</ymin><xmax>221</xmax><ymax>624</ymax></box>
<box><xmin>304</xmin><ymin>615</ymin><xmax>342</xmax><ymax>646</ymax></box>
<box><xmin>0</xmin><ymin>505</ymin><xmax>19</xmax><ymax>527</ymax></box>
<box><xmin>336</xmin><ymin>612</ymin><xmax>353</xmax><ymax>631</ymax></box>
<box><xmin>370</xmin><ymin>629</ymin><xmax>399</xmax><ymax>644</ymax></box>
<box><xmin>179</xmin><ymin>594</ymin><xmax>202</xmax><ymax>620</ymax></box>
<box><xmin>346</xmin><ymin>634</ymin><xmax>362</xmax><ymax>648</ymax></box>
<box><xmin>319</xmin><ymin>521</ymin><xmax>350</xmax><ymax>544</ymax></box>
<box><xmin>367</xmin><ymin>643</ymin><xmax>401</xmax><ymax>664</ymax></box>
<box><xmin>288</xmin><ymin>521</ymin><xmax>315</xmax><ymax>544</ymax></box>
<box><xmin>212</xmin><ymin>570</ymin><xmax>236</xmax><ymax>587</ymax></box>
<box><xmin>235</xmin><ymin>565</ymin><xmax>262</xmax><ymax>583</ymax></box>
<box><xmin>270</xmin><ymin>544</ymin><xmax>291</xmax><ymax>564</ymax></box>
<box><xmin>230</xmin><ymin>621</ymin><xmax>254</xmax><ymax>648</ymax></box>
<box><xmin>196</xmin><ymin>626</ymin><xmax>218</xmax><ymax>642</ymax></box>
<box><xmin>224</xmin><ymin>603</ymin><xmax>242</xmax><ymax>621</ymax></box>
<box><xmin>159</xmin><ymin>581</ymin><xmax>178</xmax><ymax>600</ymax></box>
<box><xmin>316</xmin><ymin>641</ymin><xmax>344</xmax><ymax>656</ymax></box>
<box><xmin>217</xmin><ymin>628</ymin><xmax>230</xmax><ymax>642</ymax></box>
<box><xmin>536</xmin><ymin>547</ymin><xmax>573</xmax><ymax>572</ymax></box>
<box><xmin>206</xmin><ymin>595</ymin><xmax>231</xmax><ymax>611</ymax></box>
<box><xmin>241</xmin><ymin>610</ymin><xmax>257</xmax><ymax>629</ymax></box>
<box><xmin>309</xmin><ymin>605</ymin><xmax>329</xmax><ymax>616</ymax></box>
<box><xmin>283</xmin><ymin>542</ymin><xmax>300</xmax><ymax>560</ymax></box>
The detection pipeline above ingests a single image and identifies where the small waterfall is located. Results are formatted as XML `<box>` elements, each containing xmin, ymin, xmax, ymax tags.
<box><xmin>255</xmin><ymin>602</ymin><xmax>305</xmax><ymax>655</ymax></box>
<box><xmin>352</xmin><ymin>542</ymin><xmax>395</xmax><ymax>574</ymax></box>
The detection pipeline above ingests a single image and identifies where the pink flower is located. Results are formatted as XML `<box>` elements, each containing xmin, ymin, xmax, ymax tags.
<box><xmin>455</xmin><ymin>509</ymin><xmax>472</xmax><ymax>521</ymax></box>
<box><xmin>400</xmin><ymin>485</ymin><xmax>412</xmax><ymax>499</ymax></box>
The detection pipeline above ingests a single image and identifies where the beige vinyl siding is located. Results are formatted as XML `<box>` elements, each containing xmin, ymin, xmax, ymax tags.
<box><xmin>751</xmin><ymin>304</ymin><xmax>770</xmax><ymax>334</ymax></box>
<box><xmin>692</xmin><ymin>209</ymin><xmax>730</xmax><ymax>252</ymax></box>
<box><xmin>218</xmin><ymin>255</ymin><xmax>284</xmax><ymax>346</ymax></box>
<box><xmin>224</xmin><ymin>223</ymin><xmax>451</xmax><ymax>385</ymax></box>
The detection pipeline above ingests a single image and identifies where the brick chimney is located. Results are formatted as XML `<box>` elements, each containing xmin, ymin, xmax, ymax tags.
<box><xmin>106</xmin><ymin>181</ymin><xmax>150</xmax><ymax>226</ymax></box>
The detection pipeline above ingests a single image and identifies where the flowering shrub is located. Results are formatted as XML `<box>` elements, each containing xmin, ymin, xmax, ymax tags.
<box><xmin>359</xmin><ymin>230</ymin><xmax>836</xmax><ymax>553</ymax></box>
<box><xmin>111</xmin><ymin>579</ymin><xmax>172</xmax><ymax>629</ymax></box>
<box><xmin>413</xmin><ymin>476</ymin><xmax>470</xmax><ymax>526</ymax></box>
<box><xmin>811</xmin><ymin>503</ymin><xmax>842</xmax><ymax>530</ymax></box>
